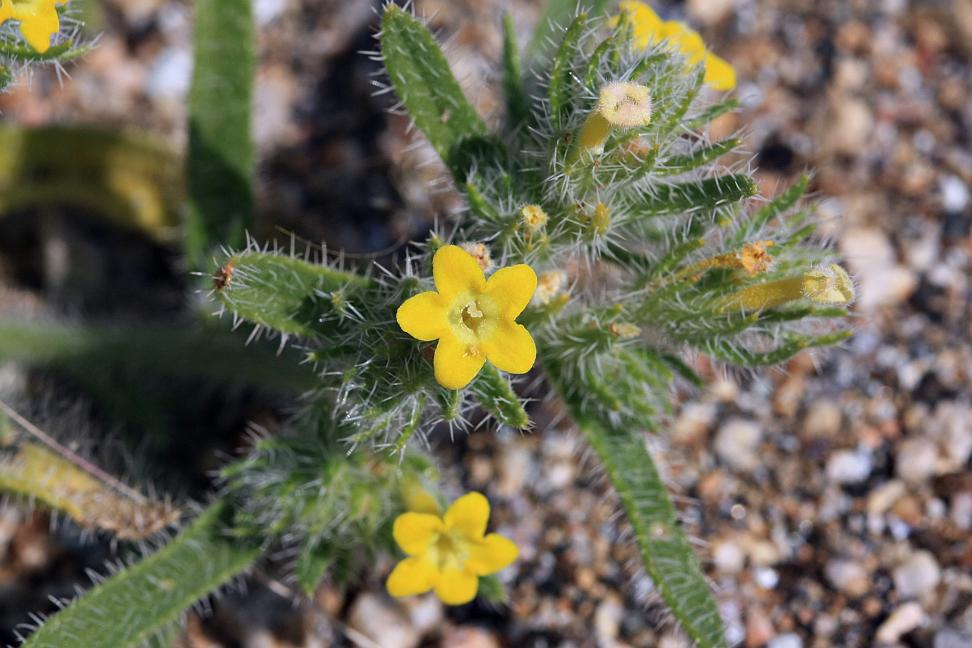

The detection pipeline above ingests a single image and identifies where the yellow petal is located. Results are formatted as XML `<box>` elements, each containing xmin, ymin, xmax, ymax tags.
<box><xmin>434</xmin><ymin>569</ymin><xmax>478</xmax><ymax>605</ymax></box>
<box><xmin>433</xmin><ymin>333</ymin><xmax>485</xmax><ymax>390</ymax></box>
<box><xmin>433</xmin><ymin>245</ymin><xmax>485</xmax><ymax>299</ymax></box>
<box><xmin>481</xmin><ymin>321</ymin><xmax>536</xmax><ymax>375</ymax></box>
<box><xmin>0</xmin><ymin>2</ymin><xmax>13</xmax><ymax>24</ymax></box>
<box><xmin>618</xmin><ymin>1</ymin><xmax>664</xmax><ymax>49</ymax></box>
<box><xmin>16</xmin><ymin>4</ymin><xmax>60</xmax><ymax>54</ymax></box>
<box><xmin>704</xmin><ymin>52</ymin><xmax>737</xmax><ymax>91</ymax></box>
<box><xmin>663</xmin><ymin>21</ymin><xmax>706</xmax><ymax>64</ymax></box>
<box><xmin>393</xmin><ymin>512</ymin><xmax>444</xmax><ymax>555</ymax></box>
<box><xmin>386</xmin><ymin>556</ymin><xmax>438</xmax><ymax>598</ymax></box>
<box><xmin>443</xmin><ymin>491</ymin><xmax>489</xmax><ymax>540</ymax></box>
<box><xmin>397</xmin><ymin>291</ymin><xmax>447</xmax><ymax>341</ymax></box>
<box><xmin>466</xmin><ymin>533</ymin><xmax>519</xmax><ymax>576</ymax></box>
<box><xmin>485</xmin><ymin>264</ymin><xmax>537</xmax><ymax>320</ymax></box>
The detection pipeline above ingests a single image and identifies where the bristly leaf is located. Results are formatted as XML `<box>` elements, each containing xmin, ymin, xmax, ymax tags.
<box><xmin>502</xmin><ymin>13</ymin><xmax>529</xmax><ymax>130</ymax></box>
<box><xmin>22</xmin><ymin>501</ymin><xmax>261</xmax><ymax>648</ymax></box>
<box><xmin>527</xmin><ymin>0</ymin><xmax>614</xmax><ymax>61</ymax></box>
<box><xmin>731</xmin><ymin>174</ymin><xmax>810</xmax><ymax>245</ymax></box>
<box><xmin>547</xmin><ymin>13</ymin><xmax>588</xmax><ymax>130</ymax></box>
<box><xmin>380</xmin><ymin>6</ymin><xmax>497</xmax><ymax>181</ymax></box>
<box><xmin>186</xmin><ymin>0</ymin><xmax>255</xmax><ymax>268</ymax></box>
<box><xmin>545</xmin><ymin>355</ymin><xmax>728</xmax><ymax>648</ymax></box>
<box><xmin>470</xmin><ymin>364</ymin><xmax>531</xmax><ymax>430</ymax></box>
<box><xmin>212</xmin><ymin>251</ymin><xmax>373</xmax><ymax>340</ymax></box>
<box><xmin>627</xmin><ymin>174</ymin><xmax>757</xmax><ymax>216</ymax></box>
<box><xmin>657</xmin><ymin>138</ymin><xmax>741</xmax><ymax>177</ymax></box>
<box><xmin>699</xmin><ymin>330</ymin><xmax>853</xmax><ymax>366</ymax></box>
<box><xmin>0</xmin><ymin>65</ymin><xmax>12</xmax><ymax>91</ymax></box>
<box><xmin>685</xmin><ymin>98</ymin><xmax>739</xmax><ymax>130</ymax></box>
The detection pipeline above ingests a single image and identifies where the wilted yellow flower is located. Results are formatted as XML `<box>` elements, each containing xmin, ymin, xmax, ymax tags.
<box><xmin>801</xmin><ymin>264</ymin><xmax>855</xmax><ymax>304</ymax></box>
<box><xmin>738</xmin><ymin>240</ymin><xmax>774</xmax><ymax>275</ymax></box>
<box><xmin>397</xmin><ymin>245</ymin><xmax>538</xmax><ymax>390</ymax></box>
<box><xmin>386</xmin><ymin>492</ymin><xmax>518</xmax><ymax>605</ymax></box>
<box><xmin>0</xmin><ymin>0</ymin><xmax>65</xmax><ymax>54</ymax></box>
<box><xmin>618</xmin><ymin>1</ymin><xmax>737</xmax><ymax>91</ymax></box>
<box><xmin>534</xmin><ymin>270</ymin><xmax>568</xmax><ymax>305</ymax></box>
<box><xmin>520</xmin><ymin>204</ymin><xmax>549</xmax><ymax>232</ymax></box>
<box><xmin>722</xmin><ymin>263</ymin><xmax>855</xmax><ymax>311</ymax></box>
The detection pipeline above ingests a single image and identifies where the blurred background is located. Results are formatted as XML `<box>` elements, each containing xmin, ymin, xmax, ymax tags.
<box><xmin>0</xmin><ymin>0</ymin><xmax>970</xmax><ymax>646</ymax></box>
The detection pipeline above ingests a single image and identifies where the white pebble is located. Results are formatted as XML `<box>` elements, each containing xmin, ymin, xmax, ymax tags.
<box><xmin>893</xmin><ymin>551</ymin><xmax>941</xmax><ymax>598</ymax></box>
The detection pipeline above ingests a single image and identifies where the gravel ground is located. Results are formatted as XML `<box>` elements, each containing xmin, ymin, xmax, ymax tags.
<box><xmin>1</xmin><ymin>0</ymin><xmax>971</xmax><ymax>647</ymax></box>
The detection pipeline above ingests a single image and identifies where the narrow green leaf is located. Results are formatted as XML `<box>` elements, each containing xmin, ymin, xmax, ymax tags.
<box><xmin>544</xmin><ymin>355</ymin><xmax>727</xmax><ymax>648</ymax></box>
<box><xmin>23</xmin><ymin>501</ymin><xmax>261</xmax><ymax>648</ymax></box>
<box><xmin>628</xmin><ymin>174</ymin><xmax>757</xmax><ymax>216</ymax></box>
<box><xmin>380</xmin><ymin>6</ymin><xmax>494</xmax><ymax>180</ymax></box>
<box><xmin>0</xmin><ymin>65</ymin><xmax>12</xmax><ymax>92</ymax></box>
<box><xmin>186</xmin><ymin>0</ymin><xmax>255</xmax><ymax>268</ymax></box>
<box><xmin>0</xmin><ymin>319</ymin><xmax>318</xmax><ymax>393</ymax></box>
<box><xmin>501</xmin><ymin>13</ymin><xmax>529</xmax><ymax>129</ymax></box>
<box><xmin>699</xmin><ymin>330</ymin><xmax>853</xmax><ymax>366</ymax></box>
<box><xmin>657</xmin><ymin>138</ymin><xmax>741</xmax><ymax>177</ymax></box>
<box><xmin>528</xmin><ymin>0</ymin><xmax>614</xmax><ymax>60</ymax></box>
<box><xmin>295</xmin><ymin>541</ymin><xmax>333</xmax><ymax>596</ymax></box>
<box><xmin>732</xmin><ymin>175</ymin><xmax>809</xmax><ymax>244</ymax></box>
<box><xmin>471</xmin><ymin>364</ymin><xmax>530</xmax><ymax>430</ymax></box>
<box><xmin>685</xmin><ymin>98</ymin><xmax>739</xmax><ymax>130</ymax></box>
<box><xmin>212</xmin><ymin>251</ymin><xmax>374</xmax><ymax>340</ymax></box>
<box><xmin>0</xmin><ymin>41</ymin><xmax>93</xmax><ymax>63</ymax></box>
<box><xmin>548</xmin><ymin>13</ymin><xmax>588</xmax><ymax>129</ymax></box>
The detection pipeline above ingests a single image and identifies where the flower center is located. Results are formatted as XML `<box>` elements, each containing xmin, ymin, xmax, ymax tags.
<box><xmin>430</xmin><ymin>529</ymin><xmax>469</xmax><ymax>572</ymax></box>
<box><xmin>460</xmin><ymin>300</ymin><xmax>484</xmax><ymax>332</ymax></box>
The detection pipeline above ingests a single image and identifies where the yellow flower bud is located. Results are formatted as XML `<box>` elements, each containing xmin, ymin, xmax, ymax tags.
<box><xmin>459</xmin><ymin>242</ymin><xmax>494</xmax><ymax>272</ymax></box>
<box><xmin>591</xmin><ymin>202</ymin><xmax>611</xmax><ymax>235</ymax></box>
<box><xmin>597</xmin><ymin>81</ymin><xmax>653</xmax><ymax>128</ymax></box>
<box><xmin>534</xmin><ymin>270</ymin><xmax>568</xmax><ymax>305</ymax></box>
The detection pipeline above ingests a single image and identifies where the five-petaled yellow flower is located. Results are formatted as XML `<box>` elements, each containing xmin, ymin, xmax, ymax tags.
<box><xmin>619</xmin><ymin>1</ymin><xmax>737</xmax><ymax>91</ymax></box>
<box><xmin>386</xmin><ymin>491</ymin><xmax>518</xmax><ymax>605</ymax></box>
<box><xmin>0</xmin><ymin>0</ymin><xmax>65</xmax><ymax>54</ymax></box>
<box><xmin>397</xmin><ymin>245</ymin><xmax>537</xmax><ymax>390</ymax></box>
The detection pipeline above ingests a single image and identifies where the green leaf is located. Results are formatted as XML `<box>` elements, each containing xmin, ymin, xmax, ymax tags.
<box><xmin>685</xmin><ymin>98</ymin><xmax>739</xmax><ymax>131</ymax></box>
<box><xmin>501</xmin><ymin>13</ymin><xmax>529</xmax><ymax>129</ymax></box>
<box><xmin>527</xmin><ymin>0</ymin><xmax>615</xmax><ymax>61</ymax></box>
<box><xmin>544</xmin><ymin>355</ymin><xmax>727</xmax><ymax>648</ymax></box>
<box><xmin>470</xmin><ymin>364</ymin><xmax>530</xmax><ymax>430</ymax></box>
<box><xmin>212</xmin><ymin>251</ymin><xmax>374</xmax><ymax>340</ymax></box>
<box><xmin>186</xmin><ymin>0</ymin><xmax>255</xmax><ymax>268</ymax></box>
<box><xmin>547</xmin><ymin>13</ymin><xmax>588</xmax><ymax>129</ymax></box>
<box><xmin>627</xmin><ymin>174</ymin><xmax>757</xmax><ymax>216</ymax></box>
<box><xmin>380</xmin><ymin>6</ymin><xmax>496</xmax><ymax>181</ymax></box>
<box><xmin>0</xmin><ymin>65</ymin><xmax>12</xmax><ymax>92</ymax></box>
<box><xmin>698</xmin><ymin>330</ymin><xmax>853</xmax><ymax>366</ymax></box>
<box><xmin>23</xmin><ymin>501</ymin><xmax>261</xmax><ymax>648</ymax></box>
<box><xmin>0</xmin><ymin>319</ymin><xmax>318</xmax><ymax>393</ymax></box>
<box><xmin>295</xmin><ymin>541</ymin><xmax>333</xmax><ymax>596</ymax></box>
<box><xmin>0</xmin><ymin>41</ymin><xmax>94</xmax><ymax>63</ymax></box>
<box><xmin>657</xmin><ymin>138</ymin><xmax>741</xmax><ymax>177</ymax></box>
<box><xmin>732</xmin><ymin>174</ymin><xmax>809</xmax><ymax>245</ymax></box>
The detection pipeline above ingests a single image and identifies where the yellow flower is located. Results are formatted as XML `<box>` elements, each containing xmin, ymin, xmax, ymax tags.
<box><xmin>0</xmin><ymin>0</ymin><xmax>65</xmax><ymax>54</ymax></box>
<box><xmin>618</xmin><ymin>1</ymin><xmax>737</xmax><ymax>91</ymax></box>
<box><xmin>397</xmin><ymin>245</ymin><xmax>538</xmax><ymax>390</ymax></box>
<box><xmin>386</xmin><ymin>491</ymin><xmax>518</xmax><ymax>605</ymax></box>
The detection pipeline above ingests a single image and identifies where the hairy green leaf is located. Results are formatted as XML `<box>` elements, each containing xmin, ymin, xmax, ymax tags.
<box><xmin>657</xmin><ymin>138</ymin><xmax>741</xmax><ymax>177</ymax></box>
<box><xmin>545</xmin><ymin>355</ymin><xmax>727</xmax><ymax>648</ymax></box>
<box><xmin>380</xmin><ymin>6</ymin><xmax>497</xmax><ymax>181</ymax></box>
<box><xmin>502</xmin><ymin>13</ymin><xmax>529</xmax><ymax>129</ymax></box>
<box><xmin>186</xmin><ymin>0</ymin><xmax>255</xmax><ymax>267</ymax></box>
<box><xmin>628</xmin><ymin>174</ymin><xmax>757</xmax><ymax>216</ymax></box>
<box><xmin>23</xmin><ymin>501</ymin><xmax>260</xmax><ymax>648</ymax></box>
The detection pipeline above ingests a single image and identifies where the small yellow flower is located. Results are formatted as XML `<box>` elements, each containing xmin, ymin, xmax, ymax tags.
<box><xmin>0</xmin><ymin>0</ymin><xmax>65</xmax><ymax>54</ymax></box>
<box><xmin>386</xmin><ymin>492</ymin><xmax>519</xmax><ymax>605</ymax></box>
<box><xmin>397</xmin><ymin>245</ymin><xmax>538</xmax><ymax>390</ymax></box>
<box><xmin>618</xmin><ymin>1</ymin><xmax>737</xmax><ymax>91</ymax></box>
